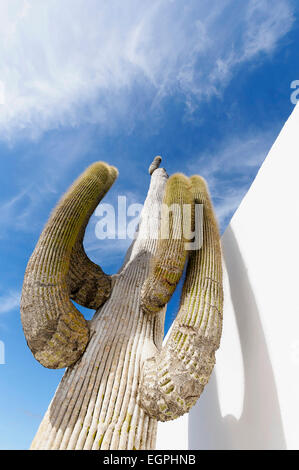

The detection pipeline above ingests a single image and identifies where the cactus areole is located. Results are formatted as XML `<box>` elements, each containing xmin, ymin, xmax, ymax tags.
<box><xmin>20</xmin><ymin>157</ymin><xmax>223</xmax><ymax>450</ymax></box>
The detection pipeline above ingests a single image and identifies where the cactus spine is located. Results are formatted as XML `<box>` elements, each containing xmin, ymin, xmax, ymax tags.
<box><xmin>21</xmin><ymin>158</ymin><xmax>223</xmax><ymax>449</ymax></box>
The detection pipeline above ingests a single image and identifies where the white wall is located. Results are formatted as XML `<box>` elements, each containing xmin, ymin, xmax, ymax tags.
<box><xmin>157</xmin><ymin>104</ymin><xmax>299</xmax><ymax>450</ymax></box>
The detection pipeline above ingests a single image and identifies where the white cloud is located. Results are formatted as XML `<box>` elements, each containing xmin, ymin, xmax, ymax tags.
<box><xmin>0</xmin><ymin>126</ymin><xmax>98</xmax><ymax>237</ymax></box>
<box><xmin>244</xmin><ymin>0</ymin><xmax>294</xmax><ymax>58</ymax></box>
<box><xmin>187</xmin><ymin>127</ymin><xmax>280</xmax><ymax>228</ymax></box>
<box><xmin>0</xmin><ymin>291</ymin><xmax>20</xmax><ymax>314</ymax></box>
<box><xmin>189</xmin><ymin>131</ymin><xmax>277</xmax><ymax>184</ymax></box>
<box><xmin>0</xmin><ymin>0</ymin><xmax>294</xmax><ymax>139</ymax></box>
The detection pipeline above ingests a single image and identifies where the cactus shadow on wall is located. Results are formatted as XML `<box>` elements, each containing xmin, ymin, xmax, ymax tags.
<box><xmin>188</xmin><ymin>225</ymin><xmax>286</xmax><ymax>450</ymax></box>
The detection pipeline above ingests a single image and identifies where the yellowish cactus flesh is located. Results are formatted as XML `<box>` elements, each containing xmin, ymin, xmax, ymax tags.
<box><xmin>139</xmin><ymin>174</ymin><xmax>223</xmax><ymax>421</ymax></box>
<box><xmin>140</xmin><ymin>173</ymin><xmax>192</xmax><ymax>316</ymax></box>
<box><xmin>20</xmin><ymin>162</ymin><xmax>118</xmax><ymax>369</ymax></box>
<box><xmin>67</xmin><ymin>166</ymin><xmax>118</xmax><ymax>309</ymax></box>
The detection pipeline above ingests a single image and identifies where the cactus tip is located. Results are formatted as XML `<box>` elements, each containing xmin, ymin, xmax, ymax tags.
<box><xmin>149</xmin><ymin>156</ymin><xmax>162</xmax><ymax>175</ymax></box>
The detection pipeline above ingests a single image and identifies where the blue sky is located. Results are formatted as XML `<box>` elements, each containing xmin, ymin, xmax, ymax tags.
<box><xmin>0</xmin><ymin>0</ymin><xmax>298</xmax><ymax>449</ymax></box>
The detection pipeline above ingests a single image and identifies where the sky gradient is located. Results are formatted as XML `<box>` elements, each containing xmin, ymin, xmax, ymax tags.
<box><xmin>0</xmin><ymin>0</ymin><xmax>298</xmax><ymax>449</ymax></box>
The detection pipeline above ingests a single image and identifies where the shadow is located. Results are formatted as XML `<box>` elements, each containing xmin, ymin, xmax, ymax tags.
<box><xmin>189</xmin><ymin>225</ymin><xmax>286</xmax><ymax>450</ymax></box>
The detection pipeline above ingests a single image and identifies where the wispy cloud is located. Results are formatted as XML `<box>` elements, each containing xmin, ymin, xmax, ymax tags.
<box><xmin>206</xmin><ymin>0</ymin><xmax>294</xmax><ymax>90</ymax></box>
<box><xmin>0</xmin><ymin>291</ymin><xmax>20</xmax><ymax>314</ymax></box>
<box><xmin>0</xmin><ymin>128</ymin><xmax>98</xmax><ymax>237</ymax></box>
<box><xmin>0</xmin><ymin>0</ymin><xmax>294</xmax><ymax>139</ymax></box>
<box><xmin>0</xmin><ymin>188</ymin><xmax>32</xmax><ymax>238</ymax></box>
<box><xmin>244</xmin><ymin>0</ymin><xmax>294</xmax><ymax>58</ymax></box>
<box><xmin>188</xmin><ymin>127</ymin><xmax>280</xmax><ymax>229</ymax></box>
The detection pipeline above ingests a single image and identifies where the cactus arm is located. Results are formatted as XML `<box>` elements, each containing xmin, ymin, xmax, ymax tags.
<box><xmin>67</xmin><ymin>201</ymin><xmax>113</xmax><ymax>309</ymax></box>
<box><xmin>20</xmin><ymin>162</ymin><xmax>118</xmax><ymax>369</ymax></box>
<box><xmin>140</xmin><ymin>173</ymin><xmax>192</xmax><ymax>316</ymax></box>
<box><xmin>139</xmin><ymin>175</ymin><xmax>223</xmax><ymax>421</ymax></box>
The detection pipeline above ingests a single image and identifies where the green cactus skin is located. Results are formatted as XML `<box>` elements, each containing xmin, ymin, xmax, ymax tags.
<box><xmin>138</xmin><ymin>175</ymin><xmax>223</xmax><ymax>421</ymax></box>
<box><xmin>20</xmin><ymin>162</ymin><xmax>118</xmax><ymax>369</ymax></box>
<box><xmin>66</xmin><ymin>162</ymin><xmax>117</xmax><ymax>310</ymax></box>
<box><xmin>67</xmin><ymin>227</ymin><xmax>112</xmax><ymax>309</ymax></box>
<box><xmin>140</xmin><ymin>173</ymin><xmax>192</xmax><ymax>316</ymax></box>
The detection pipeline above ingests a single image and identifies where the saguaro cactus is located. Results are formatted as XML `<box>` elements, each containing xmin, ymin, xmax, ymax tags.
<box><xmin>21</xmin><ymin>157</ymin><xmax>223</xmax><ymax>450</ymax></box>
